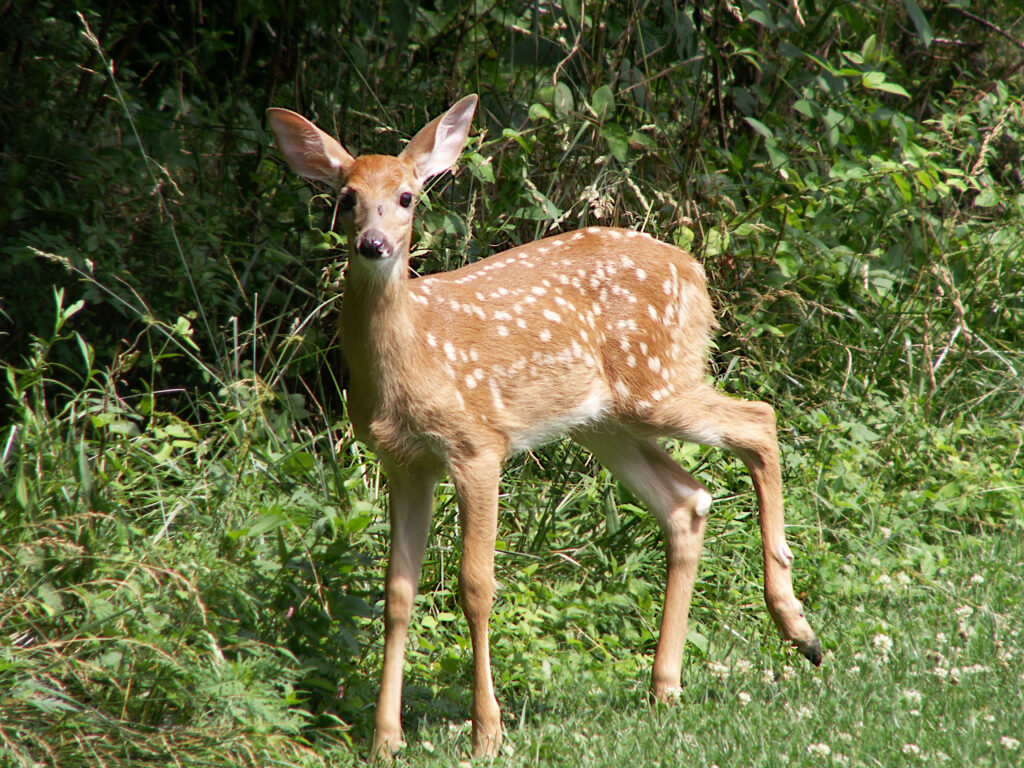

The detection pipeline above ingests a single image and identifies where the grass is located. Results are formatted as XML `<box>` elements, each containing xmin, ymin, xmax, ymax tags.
<box><xmin>379</xmin><ymin>529</ymin><xmax>1024</xmax><ymax>767</ymax></box>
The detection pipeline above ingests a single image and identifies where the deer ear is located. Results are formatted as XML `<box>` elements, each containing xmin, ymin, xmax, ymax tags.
<box><xmin>399</xmin><ymin>94</ymin><xmax>478</xmax><ymax>185</ymax></box>
<box><xmin>266</xmin><ymin>108</ymin><xmax>355</xmax><ymax>185</ymax></box>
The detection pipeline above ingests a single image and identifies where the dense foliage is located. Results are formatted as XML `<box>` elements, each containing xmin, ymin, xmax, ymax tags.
<box><xmin>1</xmin><ymin>1</ymin><xmax>1022</xmax><ymax>766</ymax></box>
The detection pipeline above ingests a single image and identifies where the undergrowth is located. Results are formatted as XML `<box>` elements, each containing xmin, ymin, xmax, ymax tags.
<box><xmin>2</xmin><ymin>2</ymin><xmax>1023</xmax><ymax>766</ymax></box>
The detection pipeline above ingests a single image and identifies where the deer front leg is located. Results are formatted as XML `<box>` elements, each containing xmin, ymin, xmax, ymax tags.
<box><xmin>372</xmin><ymin>463</ymin><xmax>439</xmax><ymax>761</ymax></box>
<box><xmin>450</xmin><ymin>452</ymin><xmax>504</xmax><ymax>758</ymax></box>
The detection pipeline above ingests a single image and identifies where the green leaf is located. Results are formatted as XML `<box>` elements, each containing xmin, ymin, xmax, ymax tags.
<box><xmin>591</xmin><ymin>84</ymin><xmax>614</xmax><ymax>120</ymax></box>
<box><xmin>528</xmin><ymin>103</ymin><xmax>552</xmax><ymax>122</ymax></box>
<box><xmin>553</xmin><ymin>81</ymin><xmax>574</xmax><ymax>118</ymax></box>
<box><xmin>600</xmin><ymin>123</ymin><xmax>629</xmax><ymax>162</ymax></box>
<box><xmin>873</xmin><ymin>80</ymin><xmax>911</xmax><ymax>98</ymax></box>
<box><xmin>902</xmin><ymin>0</ymin><xmax>933</xmax><ymax>47</ymax></box>
<box><xmin>743</xmin><ymin>117</ymin><xmax>774</xmax><ymax>139</ymax></box>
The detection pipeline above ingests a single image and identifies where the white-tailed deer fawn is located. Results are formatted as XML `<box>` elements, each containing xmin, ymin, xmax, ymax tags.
<box><xmin>266</xmin><ymin>94</ymin><xmax>821</xmax><ymax>759</ymax></box>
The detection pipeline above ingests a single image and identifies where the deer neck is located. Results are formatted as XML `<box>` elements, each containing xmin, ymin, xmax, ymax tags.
<box><xmin>338</xmin><ymin>253</ymin><xmax>421</xmax><ymax>416</ymax></box>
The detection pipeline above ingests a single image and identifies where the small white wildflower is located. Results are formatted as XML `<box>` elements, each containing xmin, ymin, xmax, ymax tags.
<box><xmin>955</xmin><ymin>605</ymin><xmax>974</xmax><ymax>618</ymax></box>
<box><xmin>983</xmin><ymin>714</ymin><xmax>996</xmax><ymax>723</ymax></box>
<box><xmin>662</xmin><ymin>686</ymin><xmax>683</xmax><ymax>704</ymax></box>
<box><xmin>949</xmin><ymin>667</ymin><xmax>962</xmax><ymax>684</ymax></box>
<box><xmin>903</xmin><ymin>689</ymin><xmax>923</xmax><ymax>705</ymax></box>
<box><xmin>738</xmin><ymin>691</ymin><xmax>752</xmax><ymax>706</ymax></box>
<box><xmin>847</xmin><ymin>665</ymin><xmax>861</xmax><ymax>676</ymax></box>
<box><xmin>780</xmin><ymin>664</ymin><xmax>796</xmax><ymax>681</ymax></box>
<box><xmin>795</xmin><ymin>706</ymin><xmax>813</xmax><ymax>720</ymax></box>
<box><xmin>895</xmin><ymin>571</ymin><xmax>911</xmax><ymax>585</ymax></box>
<box><xmin>853</xmin><ymin>651</ymin><xmax>866</xmax><ymax>662</ymax></box>
<box><xmin>421</xmin><ymin>741</ymin><xmax>435</xmax><ymax>753</ymax></box>
<box><xmin>933</xmin><ymin>666</ymin><xmax>949</xmax><ymax>680</ymax></box>
<box><xmin>806</xmin><ymin>743</ymin><xmax>832</xmax><ymax>758</ymax></box>
<box><xmin>970</xmin><ymin>573</ymin><xmax>985</xmax><ymax>584</ymax></box>
<box><xmin>734</xmin><ymin>659</ymin><xmax>754</xmax><ymax>675</ymax></box>
<box><xmin>834</xmin><ymin>754</ymin><xmax>849</xmax><ymax>766</ymax></box>
<box><xmin>707</xmin><ymin>661</ymin><xmax>730</xmax><ymax>680</ymax></box>
<box><xmin>761</xmin><ymin>668</ymin><xmax>776</xmax><ymax>684</ymax></box>
<box><xmin>934</xmin><ymin>750</ymin><xmax>950</xmax><ymax>762</ymax></box>
<box><xmin>1002</xmin><ymin>736</ymin><xmax>1021</xmax><ymax>750</ymax></box>
<box><xmin>872</xmin><ymin>633</ymin><xmax>894</xmax><ymax>655</ymax></box>
<box><xmin>877</xmin><ymin>572</ymin><xmax>892</xmax><ymax>586</ymax></box>
<box><xmin>902</xmin><ymin>743</ymin><xmax>921</xmax><ymax>756</ymax></box>
<box><xmin>880</xmin><ymin>527</ymin><xmax>891</xmax><ymax>538</ymax></box>
<box><xmin>837</xmin><ymin>732</ymin><xmax>854</xmax><ymax>743</ymax></box>
<box><xmin>935</xmin><ymin>632</ymin><xmax>947</xmax><ymax>644</ymax></box>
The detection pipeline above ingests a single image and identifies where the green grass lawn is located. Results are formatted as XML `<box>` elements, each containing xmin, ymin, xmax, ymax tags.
<box><xmin>387</xmin><ymin>533</ymin><xmax>1024</xmax><ymax>767</ymax></box>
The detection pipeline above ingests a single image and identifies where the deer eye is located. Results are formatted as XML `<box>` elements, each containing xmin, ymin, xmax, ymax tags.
<box><xmin>399</xmin><ymin>191</ymin><xmax>413</xmax><ymax>208</ymax></box>
<box><xmin>339</xmin><ymin>189</ymin><xmax>357</xmax><ymax>212</ymax></box>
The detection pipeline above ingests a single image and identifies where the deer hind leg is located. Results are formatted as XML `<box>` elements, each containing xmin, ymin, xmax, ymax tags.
<box><xmin>372</xmin><ymin>462</ymin><xmax>439</xmax><ymax>761</ymax></box>
<box><xmin>449</xmin><ymin>451</ymin><xmax>504</xmax><ymax>758</ymax></box>
<box><xmin>577</xmin><ymin>426</ymin><xmax>712</xmax><ymax>701</ymax></box>
<box><xmin>649</xmin><ymin>385</ymin><xmax>822</xmax><ymax>665</ymax></box>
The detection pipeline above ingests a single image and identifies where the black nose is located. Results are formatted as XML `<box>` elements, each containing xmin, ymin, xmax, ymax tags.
<box><xmin>357</xmin><ymin>230</ymin><xmax>390</xmax><ymax>260</ymax></box>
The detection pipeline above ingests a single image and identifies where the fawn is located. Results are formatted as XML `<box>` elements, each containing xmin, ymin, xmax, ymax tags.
<box><xmin>266</xmin><ymin>94</ymin><xmax>821</xmax><ymax>759</ymax></box>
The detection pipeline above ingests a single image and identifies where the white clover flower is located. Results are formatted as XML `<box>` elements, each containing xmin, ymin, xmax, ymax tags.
<box><xmin>902</xmin><ymin>743</ymin><xmax>921</xmax><ymax>756</ymax></box>
<box><xmin>738</xmin><ymin>691</ymin><xmax>752</xmax><ymax>706</ymax></box>
<box><xmin>903</xmin><ymin>689</ymin><xmax>923</xmax><ymax>705</ymax></box>
<box><xmin>935</xmin><ymin>632</ymin><xmax>947</xmax><ymax>644</ymax></box>
<box><xmin>806</xmin><ymin>743</ymin><xmax>832</xmax><ymax>758</ymax></box>
<box><xmin>707</xmin><ymin>661</ymin><xmax>730</xmax><ymax>680</ymax></box>
<box><xmin>734</xmin><ymin>659</ymin><xmax>754</xmax><ymax>675</ymax></box>
<box><xmin>955</xmin><ymin>604</ymin><xmax>974</xmax><ymax>618</ymax></box>
<box><xmin>795</xmin><ymin>706</ymin><xmax>813</xmax><ymax>720</ymax></box>
<box><xmin>1002</xmin><ymin>736</ymin><xmax>1021</xmax><ymax>750</ymax></box>
<box><xmin>872</xmin><ymin>633</ymin><xmax>894</xmax><ymax>655</ymax></box>
<box><xmin>970</xmin><ymin>573</ymin><xmax>985</xmax><ymax>584</ymax></box>
<box><xmin>877</xmin><ymin>573</ymin><xmax>892</xmax><ymax>586</ymax></box>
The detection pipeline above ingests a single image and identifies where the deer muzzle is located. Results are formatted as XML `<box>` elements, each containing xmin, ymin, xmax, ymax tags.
<box><xmin>357</xmin><ymin>229</ymin><xmax>392</xmax><ymax>260</ymax></box>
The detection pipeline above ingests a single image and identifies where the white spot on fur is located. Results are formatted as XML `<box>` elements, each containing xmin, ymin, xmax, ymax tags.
<box><xmin>776</xmin><ymin>542</ymin><xmax>795</xmax><ymax>568</ymax></box>
<box><xmin>694</xmin><ymin>490</ymin><xmax>713</xmax><ymax>517</ymax></box>
<box><xmin>542</xmin><ymin>309</ymin><xmax>561</xmax><ymax>323</ymax></box>
<box><xmin>443</xmin><ymin>342</ymin><xmax>456</xmax><ymax>361</ymax></box>
<box><xmin>426</xmin><ymin>332</ymin><xmax>437</xmax><ymax>347</ymax></box>
<box><xmin>539</xmin><ymin>329</ymin><xmax>552</xmax><ymax>342</ymax></box>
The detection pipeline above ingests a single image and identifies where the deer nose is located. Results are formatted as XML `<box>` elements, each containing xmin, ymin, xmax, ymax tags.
<box><xmin>357</xmin><ymin>230</ymin><xmax>391</xmax><ymax>260</ymax></box>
